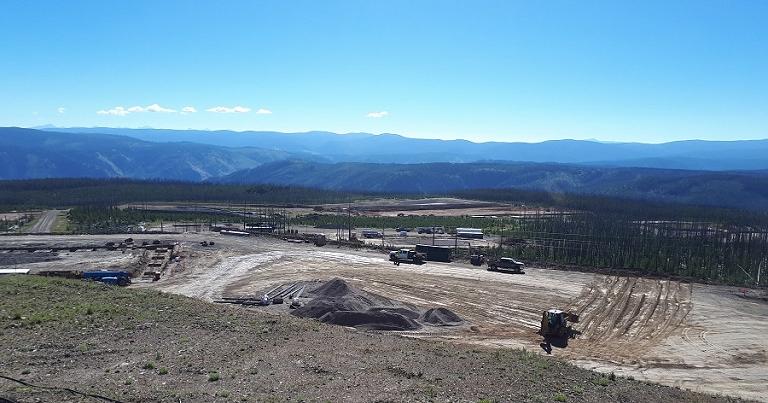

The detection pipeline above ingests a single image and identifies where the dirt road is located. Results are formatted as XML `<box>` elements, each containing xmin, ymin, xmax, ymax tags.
<box><xmin>22</xmin><ymin>210</ymin><xmax>61</xmax><ymax>233</ymax></box>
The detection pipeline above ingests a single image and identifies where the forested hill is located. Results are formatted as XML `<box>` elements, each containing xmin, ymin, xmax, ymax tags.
<box><xmin>216</xmin><ymin>160</ymin><xmax>768</xmax><ymax>211</ymax></box>
<box><xmin>0</xmin><ymin>127</ymin><xmax>308</xmax><ymax>181</ymax></box>
<box><xmin>45</xmin><ymin>126</ymin><xmax>768</xmax><ymax>170</ymax></box>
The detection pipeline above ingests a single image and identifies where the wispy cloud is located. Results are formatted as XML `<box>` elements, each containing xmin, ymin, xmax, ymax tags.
<box><xmin>97</xmin><ymin>103</ymin><xmax>176</xmax><ymax>116</ymax></box>
<box><xmin>97</xmin><ymin>106</ymin><xmax>130</xmax><ymax>116</ymax></box>
<box><xmin>181</xmin><ymin>106</ymin><xmax>197</xmax><ymax>113</ymax></box>
<box><xmin>206</xmin><ymin>106</ymin><xmax>252</xmax><ymax>113</ymax></box>
<box><xmin>57</xmin><ymin>107</ymin><xmax>66</xmax><ymax>114</ymax></box>
<box><xmin>144</xmin><ymin>103</ymin><xmax>176</xmax><ymax>113</ymax></box>
<box><xmin>366</xmin><ymin>111</ymin><xmax>389</xmax><ymax>118</ymax></box>
<box><xmin>255</xmin><ymin>108</ymin><xmax>272</xmax><ymax>115</ymax></box>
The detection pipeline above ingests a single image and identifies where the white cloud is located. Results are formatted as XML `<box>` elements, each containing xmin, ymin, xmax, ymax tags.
<box><xmin>255</xmin><ymin>108</ymin><xmax>272</xmax><ymax>115</ymax></box>
<box><xmin>206</xmin><ymin>106</ymin><xmax>251</xmax><ymax>113</ymax></box>
<box><xmin>97</xmin><ymin>106</ymin><xmax>130</xmax><ymax>116</ymax></box>
<box><xmin>97</xmin><ymin>103</ymin><xmax>177</xmax><ymax>116</ymax></box>
<box><xmin>181</xmin><ymin>106</ymin><xmax>197</xmax><ymax>113</ymax></box>
<box><xmin>145</xmin><ymin>103</ymin><xmax>175</xmax><ymax>113</ymax></box>
<box><xmin>366</xmin><ymin>111</ymin><xmax>389</xmax><ymax>118</ymax></box>
<box><xmin>57</xmin><ymin>107</ymin><xmax>66</xmax><ymax>114</ymax></box>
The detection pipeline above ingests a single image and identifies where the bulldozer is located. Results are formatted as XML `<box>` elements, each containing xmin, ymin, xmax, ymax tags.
<box><xmin>539</xmin><ymin>309</ymin><xmax>579</xmax><ymax>345</ymax></box>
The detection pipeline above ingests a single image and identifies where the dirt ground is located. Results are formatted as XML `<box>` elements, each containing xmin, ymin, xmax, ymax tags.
<box><xmin>2</xmin><ymin>275</ymin><xmax>740</xmax><ymax>403</ymax></box>
<box><xmin>2</xmin><ymin>232</ymin><xmax>767</xmax><ymax>401</ymax></box>
<box><xmin>123</xmin><ymin>198</ymin><xmax>562</xmax><ymax>219</ymax></box>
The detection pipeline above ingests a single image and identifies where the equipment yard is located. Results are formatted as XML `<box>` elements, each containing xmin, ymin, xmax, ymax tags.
<box><xmin>1</xmin><ymin>232</ymin><xmax>766</xmax><ymax>401</ymax></box>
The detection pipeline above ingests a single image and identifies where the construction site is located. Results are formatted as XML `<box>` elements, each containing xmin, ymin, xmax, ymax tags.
<box><xmin>1</xmin><ymin>228</ymin><xmax>766</xmax><ymax>401</ymax></box>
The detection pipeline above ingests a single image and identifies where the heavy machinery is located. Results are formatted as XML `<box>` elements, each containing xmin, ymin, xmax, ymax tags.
<box><xmin>389</xmin><ymin>249</ymin><xmax>426</xmax><ymax>265</ymax></box>
<box><xmin>470</xmin><ymin>254</ymin><xmax>485</xmax><ymax>266</ymax></box>
<box><xmin>487</xmin><ymin>257</ymin><xmax>525</xmax><ymax>274</ymax></box>
<box><xmin>539</xmin><ymin>309</ymin><xmax>579</xmax><ymax>340</ymax></box>
<box><xmin>313</xmin><ymin>233</ymin><xmax>327</xmax><ymax>246</ymax></box>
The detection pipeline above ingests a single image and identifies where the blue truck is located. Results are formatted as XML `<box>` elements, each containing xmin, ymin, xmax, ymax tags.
<box><xmin>82</xmin><ymin>271</ymin><xmax>131</xmax><ymax>286</ymax></box>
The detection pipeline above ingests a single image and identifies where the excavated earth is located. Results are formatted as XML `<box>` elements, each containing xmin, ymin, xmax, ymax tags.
<box><xmin>1</xmin><ymin>233</ymin><xmax>766</xmax><ymax>401</ymax></box>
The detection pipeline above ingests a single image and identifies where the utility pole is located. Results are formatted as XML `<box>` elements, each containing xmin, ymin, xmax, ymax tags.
<box><xmin>499</xmin><ymin>217</ymin><xmax>504</xmax><ymax>256</ymax></box>
<box><xmin>347</xmin><ymin>201</ymin><xmax>352</xmax><ymax>241</ymax></box>
<box><xmin>242</xmin><ymin>200</ymin><xmax>247</xmax><ymax>231</ymax></box>
<box><xmin>454</xmin><ymin>230</ymin><xmax>458</xmax><ymax>254</ymax></box>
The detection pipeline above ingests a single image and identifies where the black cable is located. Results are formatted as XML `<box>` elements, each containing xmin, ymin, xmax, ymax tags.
<box><xmin>0</xmin><ymin>374</ymin><xmax>125</xmax><ymax>403</ymax></box>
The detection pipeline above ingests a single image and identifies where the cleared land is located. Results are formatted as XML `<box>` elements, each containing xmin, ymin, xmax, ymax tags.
<box><xmin>0</xmin><ymin>275</ymin><xmax>743</xmax><ymax>403</ymax></box>
<box><xmin>1</xmin><ymin>233</ymin><xmax>766</xmax><ymax>401</ymax></box>
<box><xmin>22</xmin><ymin>210</ymin><xmax>62</xmax><ymax>233</ymax></box>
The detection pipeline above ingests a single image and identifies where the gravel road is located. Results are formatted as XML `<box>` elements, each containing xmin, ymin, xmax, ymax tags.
<box><xmin>22</xmin><ymin>210</ymin><xmax>61</xmax><ymax>233</ymax></box>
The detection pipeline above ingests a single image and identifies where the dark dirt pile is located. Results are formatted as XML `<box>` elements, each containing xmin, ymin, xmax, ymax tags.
<box><xmin>420</xmin><ymin>307</ymin><xmax>464</xmax><ymax>326</ymax></box>
<box><xmin>320</xmin><ymin>310</ymin><xmax>420</xmax><ymax>331</ymax></box>
<box><xmin>291</xmin><ymin>278</ymin><xmax>463</xmax><ymax>331</ymax></box>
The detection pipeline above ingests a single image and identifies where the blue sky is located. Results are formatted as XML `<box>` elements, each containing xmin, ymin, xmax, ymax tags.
<box><xmin>1</xmin><ymin>0</ymin><xmax>766</xmax><ymax>143</ymax></box>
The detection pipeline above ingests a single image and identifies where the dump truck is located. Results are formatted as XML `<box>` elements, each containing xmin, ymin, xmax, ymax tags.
<box><xmin>389</xmin><ymin>249</ymin><xmax>426</xmax><ymax>265</ymax></box>
<box><xmin>487</xmin><ymin>257</ymin><xmax>525</xmax><ymax>274</ymax></box>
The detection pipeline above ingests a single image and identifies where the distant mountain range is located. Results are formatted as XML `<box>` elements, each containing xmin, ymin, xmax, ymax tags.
<box><xmin>41</xmin><ymin>126</ymin><xmax>768</xmax><ymax>170</ymax></box>
<box><xmin>3</xmin><ymin>126</ymin><xmax>768</xmax><ymax>210</ymax></box>
<box><xmin>0</xmin><ymin>127</ymin><xmax>311</xmax><ymax>181</ymax></box>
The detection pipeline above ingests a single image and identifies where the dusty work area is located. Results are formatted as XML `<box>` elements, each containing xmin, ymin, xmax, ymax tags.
<box><xmin>1</xmin><ymin>275</ymin><xmax>738</xmax><ymax>403</ymax></box>
<box><xmin>2</xmin><ymin>233</ymin><xmax>767</xmax><ymax>401</ymax></box>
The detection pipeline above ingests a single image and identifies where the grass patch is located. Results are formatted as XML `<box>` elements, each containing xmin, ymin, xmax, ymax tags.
<box><xmin>51</xmin><ymin>212</ymin><xmax>71</xmax><ymax>233</ymax></box>
<box><xmin>208</xmin><ymin>371</ymin><xmax>220</xmax><ymax>382</ymax></box>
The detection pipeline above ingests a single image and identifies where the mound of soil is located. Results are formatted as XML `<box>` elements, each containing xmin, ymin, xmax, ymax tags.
<box><xmin>319</xmin><ymin>310</ymin><xmax>421</xmax><ymax>331</ymax></box>
<box><xmin>293</xmin><ymin>279</ymin><xmax>461</xmax><ymax>331</ymax></box>
<box><xmin>292</xmin><ymin>297</ymin><xmax>371</xmax><ymax>319</ymax></box>
<box><xmin>312</xmin><ymin>278</ymin><xmax>354</xmax><ymax>298</ymax></box>
<box><xmin>420</xmin><ymin>307</ymin><xmax>464</xmax><ymax>326</ymax></box>
<box><xmin>368</xmin><ymin>306</ymin><xmax>421</xmax><ymax>319</ymax></box>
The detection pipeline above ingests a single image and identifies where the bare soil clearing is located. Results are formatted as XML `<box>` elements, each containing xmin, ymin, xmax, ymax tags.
<box><xmin>1</xmin><ymin>233</ymin><xmax>766</xmax><ymax>401</ymax></box>
<box><xmin>0</xmin><ymin>275</ymin><xmax>744</xmax><ymax>403</ymax></box>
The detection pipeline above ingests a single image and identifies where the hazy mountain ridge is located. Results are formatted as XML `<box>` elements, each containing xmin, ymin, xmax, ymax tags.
<box><xmin>0</xmin><ymin>127</ymin><xmax>308</xmax><ymax>181</ymax></box>
<box><xmin>43</xmin><ymin>127</ymin><xmax>768</xmax><ymax>170</ymax></box>
<box><xmin>5</xmin><ymin>127</ymin><xmax>768</xmax><ymax>210</ymax></box>
<box><xmin>217</xmin><ymin>160</ymin><xmax>768</xmax><ymax>211</ymax></box>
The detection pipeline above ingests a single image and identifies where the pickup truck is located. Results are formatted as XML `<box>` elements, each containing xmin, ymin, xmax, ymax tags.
<box><xmin>389</xmin><ymin>249</ymin><xmax>426</xmax><ymax>265</ymax></box>
<box><xmin>487</xmin><ymin>257</ymin><xmax>525</xmax><ymax>274</ymax></box>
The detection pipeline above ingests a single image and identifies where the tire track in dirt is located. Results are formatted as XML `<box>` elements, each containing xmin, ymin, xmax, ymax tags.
<box><xmin>567</xmin><ymin>276</ymin><xmax>693</xmax><ymax>360</ymax></box>
<box><xmin>157</xmin><ymin>251</ymin><xmax>284</xmax><ymax>301</ymax></box>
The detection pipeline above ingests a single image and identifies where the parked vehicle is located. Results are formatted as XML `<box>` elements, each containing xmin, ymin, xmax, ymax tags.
<box><xmin>389</xmin><ymin>249</ymin><xmax>426</xmax><ymax>265</ymax></box>
<box><xmin>416</xmin><ymin>226</ymin><xmax>445</xmax><ymax>235</ymax></box>
<box><xmin>415</xmin><ymin>244</ymin><xmax>452</xmax><ymax>262</ymax></box>
<box><xmin>361</xmin><ymin>229</ymin><xmax>383</xmax><ymax>238</ymax></box>
<box><xmin>82</xmin><ymin>270</ymin><xmax>131</xmax><ymax>286</ymax></box>
<box><xmin>487</xmin><ymin>257</ymin><xmax>525</xmax><ymax>274</ymax></box>
<box><xmin>470</xmin><ymin>254</ymin><xmax>486</xmax><ymax>266</ymax></box>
